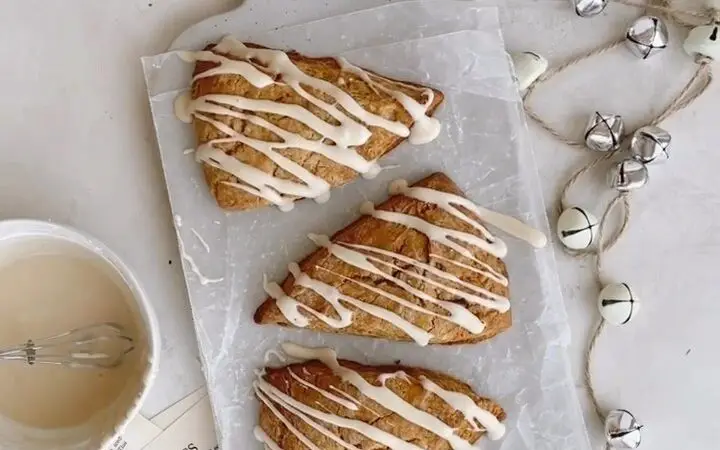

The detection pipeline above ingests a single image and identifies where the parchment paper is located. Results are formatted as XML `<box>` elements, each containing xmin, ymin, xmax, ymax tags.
<box><xmin>142</xmin><ymin>2</ymin><xmax>590</xmax><ymax>449</ymax></box>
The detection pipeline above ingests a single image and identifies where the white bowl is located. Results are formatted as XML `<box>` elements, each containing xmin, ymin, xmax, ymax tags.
<box><xmin>0</xmin><ymin>220</ymin><xmax>159</xmax><ymax>450</ymax></box>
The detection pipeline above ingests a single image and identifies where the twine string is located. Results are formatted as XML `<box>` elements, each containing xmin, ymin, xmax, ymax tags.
<box><xmin>522</xmin><ymin>0</ymin><xmax>717</xmax><ymax>440</ymax></box>
<box><xmin>595</xmin><ymin>192</ymin><xmax>631</xmax><ymax>285</ymax></box>
<box><xmin>523</xmin><ymin>38</ymin><xmax>625</xmax><ymax>149</ymax></box>
<box><xmin>614</xmin><ymin>0</ymin><xmax>715</xmax><ymax>27</ymax></box>
<box><xmin>585</xmin><ymin>319</ymin><xmax>608</xmax><ymax>423</ymax></box>
<box><xmin>583</xmin><ymin>192</ymin><xmax>630</xmax><ymax>431</ymax></box>
<box><xmin>651</xmin><ymin>58</ymin><xmax>714</xmax><ymax>126</ymax></box>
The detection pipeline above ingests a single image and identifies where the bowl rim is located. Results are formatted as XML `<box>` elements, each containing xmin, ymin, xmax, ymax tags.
<box><xmin>0</xmin><ymin>219</ymin><xmax>160</xmax><ymax>447</ymax></box>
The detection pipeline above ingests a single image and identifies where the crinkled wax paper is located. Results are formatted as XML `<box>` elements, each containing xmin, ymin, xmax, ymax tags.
<box><xmin>142</xmin><ymin>2</ymin><xmax>590</xmax><ymax>449</ymax></box>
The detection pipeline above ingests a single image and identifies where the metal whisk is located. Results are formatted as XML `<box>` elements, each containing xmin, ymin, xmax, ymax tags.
<box><xmin>0</xmin><ymin>323</ymin><xmax>135</xmax><ymax>369</ymax></box>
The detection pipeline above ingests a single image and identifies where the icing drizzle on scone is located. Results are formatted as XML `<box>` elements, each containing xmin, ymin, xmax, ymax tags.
<box><xmin>174</xmin><ymin>36</ymin><xmax>441</xmax><ymax>211</ymax></box>
<box><xmin>263</xmin><ymin>179</ymin><xmax>546</xmax><ymax>346</ymax></box>
<box><xmin>253</xmin><ymin>343</ymin><xmax>506</xmax><ymax>449</ymax></box>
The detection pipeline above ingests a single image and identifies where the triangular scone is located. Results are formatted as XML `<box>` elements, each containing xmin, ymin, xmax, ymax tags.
<box><xmin>177</xmin><ymin>36</ymin><xmax>445</xmax><ymax>211</ymax></box>
<box><xmin>254</xmin><ymin>344</ymin><xmax>507</xmax><ymax>449</ymax></box>
<box><xmin>256</xmin><ymin>173</ymin><xmax>527</xmax><ymax>345</ymax></box>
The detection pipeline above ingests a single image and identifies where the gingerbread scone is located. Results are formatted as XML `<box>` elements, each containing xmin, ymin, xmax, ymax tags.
<box><xmin>256</xmin><ymin>173</ymin><xmax>547</xmax><ymax>345</ymax></box>
<box><xmin>175</xmin><ymin>36</ymin><xmax>444</xmax><ymax>211</ymax></box>
<box><xmin>253</xmin><ymin>343</ymin><xmax>507</xmax><ymax>450</ymax></box>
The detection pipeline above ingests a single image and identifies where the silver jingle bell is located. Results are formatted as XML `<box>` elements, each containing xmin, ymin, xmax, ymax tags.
<box><xmin>557</xmin><ymin>207</ymin><xmax>598</xmax><ymax>250</ymax></box>
<box><xmin>608</xmin><ymin>159</ymin><xmax>648</xmax><ymax>191</ymax></box>
<box><xmin>585</xmin><ymin>112</ymin><xmax>624</xmax><ymax>152</ymax></box>
<box><xmin>510</xmin><ymin>52</ymin><xmax>548</xmax><ymax>91</ymax></box>
<box><xmin>684</xmin><ymin>24</ymin><xmax>720</xmax><ymax>60</ymax></box>
<box><xmin>605</xmin><ymin>409</ymin><xmax>643</xmax><ymax>449</ymax></box>
<box><xmin>630</xmin><ymin>126</ymin><xmax>670</xmax><ymax>165</ymax></box>
<box><xmin>570</xmin><ymin>0</ymin><xmax>608</xmax><ymax>17</ymax></box>
<box><xmin>625</xmin><ymin>16</ymin><xmax>668</xmax><ymax>59</ymax></box>
<box><xmin>598</xmin><ymin>283</ymin><xmax>639</xmax><ymax>325</ymax></box>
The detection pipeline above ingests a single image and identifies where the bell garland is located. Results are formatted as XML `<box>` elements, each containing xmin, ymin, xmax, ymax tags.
<box><xmin>512</xmin><ymin>0</ymin><xmax>717</xmax><ymax>448</ymax></box>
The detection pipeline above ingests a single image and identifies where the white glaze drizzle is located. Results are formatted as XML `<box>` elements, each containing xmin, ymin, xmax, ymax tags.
<box><xmin>264</xmin><ymin>181</ymin><xmax>546</xmax><ymax>344</ymax></box>
<box><xmin>212</xmin><ymin>38</ymin><xmax>420</xmax><ymax>138</ymax></box>
<box><xmin>360</xmin><ymin>201</ymin><xmax>507</xmax><ymax>259</ymax></box>
<box><xmin>253</xmin><ymin>343</ymin><xmax>506</xmax><ymax>449</ymax></box>
<box><xmin>264</xmin><ymin>349</ymin><xmax>287</xmax><ymax>366</ymax></box>
<box><xmin>287</xmin><ymin>368</ymin><xmax>359</xmax><ymax>411</ymax></box>
<box><xmin>173</xmin><ymin>216</ymin><xmax>223</xmax><ymax>285</ymax></box>
<box><xmin>389</xmin><ymin>179</ymin><xmax>547</xmax><ymax>249</ymax></box>
<box><xmin>264</xmin><ymin>263</ymin><xmax>433</xmax><ymax>345</ymax></box>
<box><xmin>309</xmin><ymin>232</ymin><xmax>506</xmax><ymax>314</ymax></box>
<box><xmin>327</xmin><ymin>239</ymin><xmax>509</xmax><ymax>310</ymax></box>
<box><xmin>419</xmin><ymin>376</ymin><xmax>505</xmax><ymax>440</ymax></box>
<box><xmin>255</xmin><ymin>376</ymin><xmax>419</xmax><ymax>450</ymax></box>
<box><xmin>316</xmin><ymin>266</ymin><xmax>482</xmax><ymax>339</ymax></box>
<box><xmin>196</xmin><ymin>143</ymin><xmax>300</xmax><ymax>212</ymax></box>
<box><xmin>314</xmin><ymin>401</ymin><xmax>333</xmax><ymax>414</ymax></box>
<box><xmin>255</xmin><ymin>388</ymin><xmax>329</xmax><ymax>450</ymax></box>
<box><xmin>429</xmin><ymin>253</ymin><xmax>507</xmax><ymax>287</ymax></box>
<box><xmin>181</xmin><ymin>49</ymin><xmax>275</xmax><ymax>88</ymax></box>
<box><xmin>264</xmin><ymin>264</ymin><xmax>350</xmax><ymax>328</ymax></box>
<box><xmin>192</xmin><ymin>102</ymin><xmax>377</xmax><ymax>173</ymax></box>
<box><xmin>264</xmin><ymin>240</ymin><xmax>486</xmax><ymax>345</ymax></box>
<box><xmin>329</xmin><ymin>386</ymin><xmax>381</xmax><ymax>417</ymax></box>
<box><xmin>176</xmin><ymin>36</ymin><xmax>440</xmax><ymax>210</ymax></box>
<box><xmin>377</xmin><ymin>370</ymin><xmax>410</xmax><ymax>385</ymax></box>
<box><xmin>336</xmin><ymin>58</ymin><xmax>441</xmax><ymax>145</ymax></box>
<box><xmin>176</xmin><ymin>238</ymin><xmax>223</xmax><ymax>285</ymax></box>
<box><xmin>190</xmin><ymin>228</ymin><xmax>210</xmax><ymax>253</ymax></box>
<box><xmin>254</xmin><ymin>426</ymin><xmax>283</xmax><ymax>450</ymax></box>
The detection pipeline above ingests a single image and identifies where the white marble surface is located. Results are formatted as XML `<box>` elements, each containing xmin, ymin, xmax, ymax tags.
<box><xmin>1</xmin><ymin>0</ymin><xmax>718</xmax><ymax>449</ymax></box>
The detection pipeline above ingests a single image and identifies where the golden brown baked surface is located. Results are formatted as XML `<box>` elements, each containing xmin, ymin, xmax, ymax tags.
<box><xmin>254</xmin><ymin>172</ymin><xmax>511</xmax><ymax>344</ymax></box>
<box><xmin>257</xmin><ymin>358</ymin><xmax>506</xmax><ymax>450</ymax></box>
<box><xmin>191</xmin><ymin>43</ymin><xmax>444</xmax><ymax>210</ymax></box>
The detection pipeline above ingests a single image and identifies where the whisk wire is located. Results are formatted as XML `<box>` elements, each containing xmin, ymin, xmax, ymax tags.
<box><xmin>0</xmin><ymin>323</ymin><xmax>135</xmax><ymax>369</ymax></box>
